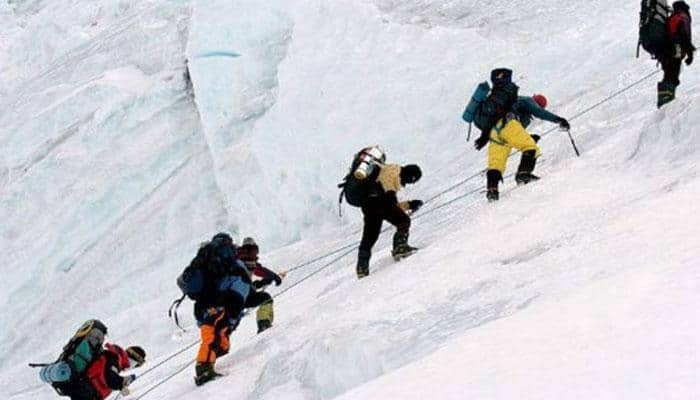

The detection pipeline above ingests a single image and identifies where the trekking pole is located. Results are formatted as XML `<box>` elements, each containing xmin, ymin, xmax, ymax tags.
<box><xmin>566</xmin><ymin>129</ymin><xmax>580</xmax><ymax>157</ymax></box>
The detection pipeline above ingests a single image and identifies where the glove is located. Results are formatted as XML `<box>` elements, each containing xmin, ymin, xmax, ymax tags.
<box><xmin>120</xmin><ymin>375</ymin><xmax>136</xmax><ymax>395</ymax></box>
<box><xmin>686</xmin><ymin>51</ymin><xmax>693</xmax><ymax>66</ymax></box>
<box><xmin>123</xmin><ymin>374</ymin><xmax>136</xmax><ymax>386</ymax></box>
<box><xmin>557</xmin><ymin>118</ymin><xmax>570</xmax><ymax>130</ymax></box>
<box><xmin>408</xmin><ymin>200</ymin><xmax>424</xmax><ymax>212</ymax></box>
<box><xmin>253</xmin><ymin>280</ymin><xmax>268</xmax><ymax>289</ymax></box>
<box><xmin>272</xmin><ymin>272</ymin><xmax>282</xmax><ymax>286</ymax></box>
<box><xmin>530</xmin><ymin>134</ymin><xmax>541</xmax><ymax>143</ymax></box>
<box><xmin>474</xmin><ymin>136</ymin><xmax>489</xmax><ymax>150</ymax></box>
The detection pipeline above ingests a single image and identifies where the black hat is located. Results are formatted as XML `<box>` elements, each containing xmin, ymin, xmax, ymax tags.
<box><xmin>126</xmin><ymin>346</ymin><xmax>146</xmax><ymax>367</ymax></box>
<box><xmin>400</xmin><ymin>164</ymin><xmax>422</xmax><ymax>185</ymax></box>
<box><xmin>211</xmin><ymin>232</ymin><xmax>233</xmax><ymax>243</ymax></box>
<box><xmin>673</xmin><ymin>1</ymin><xmax>690</xmax><ymax>12</ymax></box>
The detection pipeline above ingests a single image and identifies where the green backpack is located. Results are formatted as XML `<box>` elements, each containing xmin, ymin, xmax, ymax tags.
<box><xmin>37</xmin><ymin>320</ymin><xmax>108</xmax><ymax>396</ymax></box>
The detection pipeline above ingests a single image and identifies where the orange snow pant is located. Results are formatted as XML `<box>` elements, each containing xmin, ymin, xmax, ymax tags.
<box><xmin>487</xmin><ymin>119</ymin><xmax>541</xmax><ymax>174</ymax></box>
<box><xmin>196</xmin><ymin>307</ymin><xmax>231</xmax><ymax>364</ymax></box>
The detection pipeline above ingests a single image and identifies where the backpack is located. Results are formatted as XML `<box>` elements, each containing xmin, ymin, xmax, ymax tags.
<box><xmin>37</xmin><ymin>319</ymin><xmax>107</xmax><ymax>396</ymax></box>
<box><xmin>169</xmin><ymin>235</ymin><xmax>237</xmax><ymax>330</ymax></box>
<box><xmin>471</xmin><ymin>68</ymin><xmax>519</xmax><ymax>134</ymax></box>
<box><xmin>462</xmin><ymin>82</ymin><xmax>491</xmax><ymax>139</ymax></box>
<box><xmin>177</xmin><ymin>244</ymin><xmax>216</xmax><ymax>302</ymax></box>
<box><xmin>337</xmin><ymin>147</ymin><xmax>386</xmax><ymax>212</ymax></box>
<box><xmin>638</xmin><ymin>0</ymin><xmax>671</xmax><ymax>58</ymax></box>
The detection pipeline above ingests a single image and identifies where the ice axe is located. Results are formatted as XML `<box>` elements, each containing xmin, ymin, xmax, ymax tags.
<box><xmin>565</xmin><ymin>128</ymin><xmax>580</xmax><ymax>157</ymax></box>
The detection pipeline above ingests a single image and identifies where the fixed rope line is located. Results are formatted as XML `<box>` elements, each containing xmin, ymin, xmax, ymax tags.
<box><xmin>129</xmin><ymin>67</ymin><xmax>662</xmax><ymax>399</ymax></box>
<box><xmin>133</xmin><ymin>362</ymin><xmax>192</xmax><ymax>400</ymax></box>
<box><xmin>273</xmin><ymin>246</ymin><xmax>358</xmax><ymax>297</ymax></box>
<box><xmin>138</xmin><ymin>341</ymin><xmax>199</xmax><ymax>378</ymax></box>
<box><xmin>567</xmin><ymin>69</ymin><xmax>661</xmax><ymax>123</ymax></box>
<box><xmin>286</xmin><ymin>241</ymin><xmax>357</xmax><ymax>272</ymax></box>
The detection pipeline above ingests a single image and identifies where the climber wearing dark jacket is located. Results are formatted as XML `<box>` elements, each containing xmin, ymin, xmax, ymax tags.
<box><xmin>356</xmin><ymin>163</ymin><xmax>423</xmax><ymax>279</ymax></box>
<box><xmin>658</xmin><ymin>0</ymin><xmax>695</xmax><ymax>107</ymax></box>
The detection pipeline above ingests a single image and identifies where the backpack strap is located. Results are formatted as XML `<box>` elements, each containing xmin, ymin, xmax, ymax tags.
<box><xmin>168</xmin><ymin>294</ymin><xmax>187</xmax><ymax>332</ymax></box>
<box><xmin>337</xmin><ymin>175</ymin><xmax>350</xmax><ymax>217</ymax></box>
<box><xmin>338</xmin><ymin>189</ymin><xmax>344</xmax><ymax>217</ymax></box>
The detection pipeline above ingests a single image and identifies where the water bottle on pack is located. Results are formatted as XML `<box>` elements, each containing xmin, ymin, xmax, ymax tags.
<box><xmin>39</xmin><ymin>361</ymin><xmax>72</xmax><ymax>383</ymax></box>
<box><xmin>352</xmin><ymin>146</ymin><xmax>386</xmax><ymax>180</ymax></box>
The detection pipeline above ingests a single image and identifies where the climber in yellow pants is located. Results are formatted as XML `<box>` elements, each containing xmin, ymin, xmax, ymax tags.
<box><xmin>474</xmin><ymin>94</ymin><xmax>570</xmax><ymax>201</ymax></box>
<box><xmin>487</xmin><ymin>119</ymin><xmax>541</xmax><ymax>174</ymax></box>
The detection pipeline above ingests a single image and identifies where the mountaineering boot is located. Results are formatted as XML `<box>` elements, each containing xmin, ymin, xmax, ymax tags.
<box><xmin>257</xmin><ymin>319</ymin><xmax>272</xmax><ymax>333</ymax></box>
<box><xmin>391</xmin><ymin>231</ymin><xmax>417</xmax><ymax>261</ymax></box>
<box><xmin>657</xmin><ymin>81</ymin><xmax>676</xmax><ymax>108</ymax></box>
<box><xmin>515</xmin><ymin>173</ymin><xmax>540</xmax><ymax>185</ymax></box>
<box><xmin>194</xmin><ymin>363</ymin><xmax>223</xmax><ymax>386</ymax></box>
<box><xmin>486</xmin><ymin>169</ymin><xmax>502</xmax><ymax>202</ymax></box>
<box><xmin>256</xmin><ymin>302</ymin><xmax>274</xmax><ymax>333</ymax></box>
<box><xmin>515</xmin><ymin>150</ymin><xmax>539</xmax><ymax>185</ymax></box>
<box><xmin>356</xmin><ymin>249</ymin><xmax>371</xmax><ymax>279</ymax></box>
<box><xmin>486</xmin><ymin>188</ymin><xmax>499</xmax><ymax>202</ymax></box>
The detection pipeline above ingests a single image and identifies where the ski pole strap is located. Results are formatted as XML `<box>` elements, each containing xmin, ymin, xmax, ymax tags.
<box><xmin>168</xmin><ymin>295</ymin><xmax>187</xmax><ymax>332</ymax></box>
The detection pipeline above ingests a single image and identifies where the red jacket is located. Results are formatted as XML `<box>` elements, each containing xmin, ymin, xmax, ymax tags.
<box><xmin>668</xmin><ymin>11</ymin><xmax>695</xmax><ymax>55</ymax></box>
<box><xmin>85</xmin><ymin>344</ymin><xmax>130</xmax><ymax>399</ymax></box>
<box><xmin>237</xmin><ymin>247</ymin><xmax>281</xmax><ymax>288</ymax></box>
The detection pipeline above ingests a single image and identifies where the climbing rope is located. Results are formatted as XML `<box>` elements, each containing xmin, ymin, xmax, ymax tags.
<box><xmin>126</xmin><ymin>67</ymin><xmax>661</xmax><ymax>399</ymax></box>
<box><xmin>132</xmin><ymin>362</ymin><xmax>192</xmax><ymax>400</ymax></box>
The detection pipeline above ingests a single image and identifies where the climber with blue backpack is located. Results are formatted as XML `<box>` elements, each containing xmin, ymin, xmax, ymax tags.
<box><xmin>463</xmin><ymin>68</ymin><xmax>569</xmax><ymax>201</ymax></box>
<box><xmin>171</xmin><ymin>232</ymin><xmax>253</xmax><ymax>386</ymax></box>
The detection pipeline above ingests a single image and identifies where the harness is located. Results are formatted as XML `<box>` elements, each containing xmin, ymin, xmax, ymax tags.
<box><xmin>488</xmin><ymin>117</ymin><xmax>513</xmax><ymax>146</ymax></box>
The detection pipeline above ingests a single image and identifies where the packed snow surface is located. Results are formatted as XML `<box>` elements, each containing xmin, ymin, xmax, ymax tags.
<box><xmin>1</xmin><ymin>1</ymin><xmax>698</xmax><ymax>399</ymax></box>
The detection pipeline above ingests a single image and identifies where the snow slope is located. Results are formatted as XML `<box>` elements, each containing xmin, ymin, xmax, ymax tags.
<box><xmin>1</xmin><ymin>1</ymin><xmax>699</xmax><ymax>399</ymax></box>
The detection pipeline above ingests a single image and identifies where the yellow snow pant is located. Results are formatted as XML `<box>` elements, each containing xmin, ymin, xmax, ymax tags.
<box><xmin>256</xmin><ymin>302</ymin><xmax>274</xmax><ymax>325</ymax></box>
<box><xmin>487</xmin><ymin>119</ymin><xmax>541</xmax><ymax>174</ymax></box>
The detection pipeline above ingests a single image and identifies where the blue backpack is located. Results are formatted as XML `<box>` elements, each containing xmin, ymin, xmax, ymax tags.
<box><xmin>169</xmin><ymin>234</ymin><xmax>239</xmax><ymax>329</ymax></box>
<box><xmin>463</xmin><ymin>68</ymin><xmax>519</xmax><ymax>137</ymax></box>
